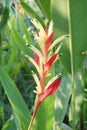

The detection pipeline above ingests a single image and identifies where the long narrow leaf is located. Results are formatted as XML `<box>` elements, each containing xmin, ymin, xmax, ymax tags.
<box><xmin>20</xmin><ymin>0</ymin><xmax>45</xmax><ymax>27</ymax></box>
<box><xmin>1</xmin><ymin>118</ymin><xmax>17</xmax><ymax>130</ymax></box>
<box><xmin>31</xmin><ymin>95</ymin><xmax>55</xmax><ymax>130</ymax></box>
<box><xmin>54</xmin><ymin>75</ymin><xmax>71</xmax><ymax>129</ymax></box>
<box><xmin>35</xmin><ymin>0</ymin><xmax>51</xmax><ymax>20</ymax></box>
<box><xmin>52</xmin><ymin>0</ymin><xmax>87</xmax><ymax>73</ymax></box>
<box><xmin>1</xmin><ymin>0</ymin><xmax>12</xmax><ymax>28</ymax></box>
<box><xmin>0</xmin><ymin>66</ymin><xmax>31</xmax><ymax>130</ymax></box>
<box><xmin>69</xmin><ymin>71</ymin><xmax>84</xmax><ymax>124</ymax></box>
<box><xmin>19</xmin><ymin>16</ymin><xmax>33</xmax><ymax>45</ymax></box>
<box><xmin>10</xmin><ymin>29</ymin><xmax>33</xmax><ymax>58</ymax></box>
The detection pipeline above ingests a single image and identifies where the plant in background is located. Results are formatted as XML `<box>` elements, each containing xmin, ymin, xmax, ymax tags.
<box><xmin>27</xmin><ymin>19</ymin><xmax>68</xmax><ymax>130</ymax></box>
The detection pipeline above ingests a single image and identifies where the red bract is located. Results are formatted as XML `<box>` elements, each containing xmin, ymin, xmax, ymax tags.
<box><xmin>44</xmin><ymin>28</ymin><xmax>48</xmax><ymax>35</ymax></box>
<box><xmin>44</xmin><ymin>53</ymin><xmax>58</xmax><ymax>75</ymax></box>
<box><xmin>34</xmin><ymin>53</ymin><xmax>40</xmax><ymax>65</ymax></box>
<box><xmin>38</xmin><ymin>77</ymin><xmax>61</xmax><ymax>104</ymax></box>
<box><xmin>45</xmin><ymin>32</ymin><xmax>54</xmax><ymax>54</ymax></box>
<box><xmin>28</xmin><ymin>77</ymin><xmax>61</xmax><ymax>130</ymax></box>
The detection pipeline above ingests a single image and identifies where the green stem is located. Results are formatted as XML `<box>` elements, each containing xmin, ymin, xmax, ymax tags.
<box><xmin>67</xmin><ymin>0</ymin><xmax>75</xmax><ymax>130</ymax></box>
<box><xmin>72</xmin><ymin>82</ymin><xmax>75</xmax><ymax>130</ymax></box>
<box><xmin>28</xmin><ymin>101</ymin><xmax>40</xmax><ymax>130</ymax></box>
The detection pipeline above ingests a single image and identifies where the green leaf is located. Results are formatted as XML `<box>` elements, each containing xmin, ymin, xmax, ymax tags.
<box><xmin>0</xmin><ymin>66</ymin><xmax>31</xmax><ymax>130</ymax></box>
<box><xmin>0</xmin><ymin>102</ymin><xmax>4</xmax><ymax>127</ymax></box>
<box><xmin>1</xmin><ymin>7</ymin><xmax>10</xmax><ymax>29</ymax></box>
<box><xmin>10</xmin><ymin>28</ymin><xmax>33</xmax><ymax>58</ymax></box>
<box><xmin>62</xmin><ymin>123</ymin><xmax>72</xmax><ymax>130</ymax></box>
<box><xmin>69</xmin><ymin>71</ymin><xmax>84</xmax><ymax>125</ymax></box>
<box><xmin>52</xmin><ymin>1</ymin><xmax>87</xmax><ymax>129</ymax></box>
<box><xmin>2</xmin><ymin>0</ymin><xmax>12</xmax><ymax>8</ymax></box>
<box><xmin>35</xmin><ymin>0</ymin><xmax>51</xmax><ymax>20</ymax></box>
<box><xmin>19</xmin><ymin>16</ymin><xmax>33</xmax><ymax>45</ymax></box>
<box><xmin>67</xmin><ymin>0</ymin><xmax>87</xmax><ymax>73</ymax></box>
<box><xmin>2</xmin><ymin>118</ymin><xmax>17</xmax><ymax>130</ymax></box>
<box><xmin>54</xmin><ymin>75</ymin><xmax>71</xmax><ymax>129</ymax></box>
<box><xmin>1</xmin><ymin>0</ymin><xmax>12</xmax><ymax>28</ymax></box>
<box><xmin>83</xmin><ymin>68</ymin><xmax>87</xmax><ymax>125</ymax></box>
<box><xmin>51</xmin><ymin>0</ymin><xmax>87</xmax><ymax>73</ymax></box>
<box><xmin>51</xmin><ymin>0</ymin><xmax>70</xmax><ymax>72</ymax></box>
<box><xmin>31</xmin><ymin>95</ymin><xmax>55</xmax><ymax>130</ymax></box>
<box><xmin>20</xmin><ymin>0</ymin><xmax>45</xmax><ymax>27</ymax></box>
<box><xmin>6</xmin><ymin>45</ymin><xmax>18</xmax><ymax>73</ymax></box>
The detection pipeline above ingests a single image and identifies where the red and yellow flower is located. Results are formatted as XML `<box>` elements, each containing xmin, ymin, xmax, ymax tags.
<box><xmin>27</xmin><ymin>19</ymin><xmax>68</xmax><ymax>130</ymax></box>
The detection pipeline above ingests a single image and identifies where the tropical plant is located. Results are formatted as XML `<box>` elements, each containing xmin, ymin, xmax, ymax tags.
<box><xmin>0</xmin><ymin>0</ymin><xmax>87</xmax><ymax>130</ymax></box>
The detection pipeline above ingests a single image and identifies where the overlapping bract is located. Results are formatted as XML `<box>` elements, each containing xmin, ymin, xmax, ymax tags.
<box><xmin>28</xmin><ymin>19</ymin><xmax>67</xmax><ymax>130</ymax></box>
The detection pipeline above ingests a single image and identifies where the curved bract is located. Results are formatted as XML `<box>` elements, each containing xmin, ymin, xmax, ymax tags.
<box><xmin>27</xmin><ymin>19</ymin><xmax>65</xmax><ymax>130</ymax></box>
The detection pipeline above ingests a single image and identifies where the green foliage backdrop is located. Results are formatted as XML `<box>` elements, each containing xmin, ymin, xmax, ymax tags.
<box><xmin>0</xmin><ymin>0</ymin><xmax>87</xmax><ymax>130</ymax></box>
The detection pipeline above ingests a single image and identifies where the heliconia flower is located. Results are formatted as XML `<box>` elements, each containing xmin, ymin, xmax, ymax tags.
<box><xmin>28</xmin><ymin>76</ymin><xmax>61</xmax><ymax>130</ymax></box>
<box><xmin>28</xmin><ymin>19</ymin><xmax>68</xmax><ymax>130</ymax></box>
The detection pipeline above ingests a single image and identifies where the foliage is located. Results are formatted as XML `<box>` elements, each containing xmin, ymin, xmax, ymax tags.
<box><xmin>0</xmin><ymin>0</ymin><xmax>87</xmax><ymax>130</ymax></box>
